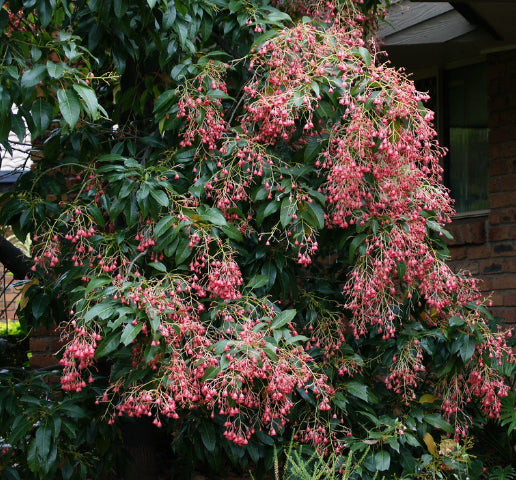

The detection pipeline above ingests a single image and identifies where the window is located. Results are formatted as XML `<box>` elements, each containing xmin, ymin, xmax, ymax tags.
<box><xmin>445</xmin><ymin>63</ymin><xmax>489</xmax><ymax>214</ymax></box>
<box><xmin>416</xmin><ymin>62</ymin><xmax>489</xmax><ymax>215</ymax></box>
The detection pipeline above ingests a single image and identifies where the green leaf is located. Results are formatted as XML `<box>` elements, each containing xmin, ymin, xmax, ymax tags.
<box><xmin>21</xmin><ymin>64</ymin><xmax>47</xmax><ymax>89</ymax></box>
<box><xmin>426</xmin><ymin>220</ymin><xmax>454</xmax><ymax>240</ymax></box>
<box><xmin>214</xmin><ymin>339</ymin><xmax>231</xmax><ymax>354</ymax></box>
<box><xmin>423</xmin><ymin>414</ymin><xmax>453</xmax><ymax>433</ymax></box>
<box><xmin>72</xmin><ymin>85</ymin><xmax>100</xmax><ymax>120</ymax></box>
<box><xmin>149</xmin><ymin>262</ymin><xmax>167</xmax><ymax>272</ymax></box>
<box><xmin>37</xmin><ymin>0</ymin><xmax>53</xmax><ymax>27</ymax></box>
<box><xmin>349</xmin><ymin>233</ymin><xmax>367</xmax><ymax>263</ymax></box>
<box><xmin>375</xmin><ymin>451</ymin><xmax>390</xmax><ymax>471</ymax></box>
<box><xmin>113</xmin><ymin>0</ymin><xmax>128</xmax><ymax>17</ymax></box>
<box><xmin>175</xmin><ymin>22</ymin><xmax>188</xmax><ymax>47</ymax></box>
<box><xmin>257</xmin><ymin>201</ymin><xmax>279</xmax><ymax>225</ymax></box>
<box><xmin>31</xmin><ymin>99</ymin><xmax>53</xmax><ymax>136</ymax></box>
<box><xmin>261</xmin><ymin>261</ymin><xmax>277</xmax><ymax>290</ymax></box>
<box><xmin>207</xmin><ymin>89</ymin><xmax>231</xmax><ymax>99</ymax></box>
<box><xmin>285</xmin><ymin>335</ymin><xmax>308</xmax><ymax>345</ymax></box>
<box><xmin>3</xmin><ymin>467</ymin><xmax>22</xmax><ymax>480</ymax></box>
<box><xmin>27</xmin><ymin>439</ymin><xmax>38</xmax><ymax>472</ymax></box>
<box><xmin>32</xmin><ymin>294</ymin><xmax>50</xmax><ymax>320</ymax></box>
<box><xmin>387</xmin><ymin>437</ymin><xmax>400</xmax><ymax>453</ymax></box>
<box><xmin>199</xmin><ymin>422</ymin><xmax>216</xmax><ymax>452</ymax></box>
<box><xmin>61</xmin><ymin>461</ymin><xmax>73</xmax><ymax>480</ymax></box>
<box><xmin>121</xmin><ymin>322</ymin><xmax>143</xmax><ymax>346</ymax></box>
<box><xmin>315</xmin><ymin>101</ymin><xmax>334</xmax><ymax>118</ymax></box>
<box><xmin>150</xmin><ymin>188</ymin><xmax>170</xmax><ymax>207</ymax></box>
<box><xmin>280</xmin><ymin>197</ymin><xmax>292</xmax><ymax>228</ymax></box>
<box><xmin>247</xmin><ymin>274</ymin><xmax>269</xmax><ymax>289</ymax></box>
<box><xmin>352</xmin><ymin>47</ymin><xmax>372</xmax><ymax>67</ymax></box>
<box><xmin>35</xmin><ymin>425</ymin><xmax>52</xmax><ymax>461</ymax></box>
<box><xmin>57</xmin><ymin>88</ymin><xmax>81</xmax><ymax>128</ymax></box>
<box><xmin>333</xmin><ymin>392</ymin><xmax>348</xmax><ymax>410</ymax></box>
<box><xmin>95</xmin><ymin>331</ymin><xmax>122</xmax><ymax>358</ymax></box>
<box><xmin>265</xmin><ymin>10</ymin><xmax>291</xmax><ymax>24</ymax></box>
<box><xmin>304</xmin><ymin>140</ymin><xmax>322</xmax><ymax>162</ymax></box>
<box><xmin>154</xmin><ymin>90</ymin><xmax>176</xmax><ymax>114</ymax></box>
<box><xmin>84</xmin><ymin>302</ymin><xmax>114</xmax><ymax>322</ymax></box>
<box><xmin>271</xmin><ymin>309</ymin><xmax>296</xmax><ymax>329</ymax></box>
<box><xmin>60</xmin><ymin>402</ymin><xmax>87</xmax><ymax>418</ymax></box>
<box><xmin>199</xmin><ymin>207</ymin><xmax>227</xmax><ymax>226</ymax></box>
<box><xmin>221</xmin><ymin>223</ymin><xmax>243</xmax><ymax>242</ymax></box>
<box><xmin>8</xmin><ymin>416</ymin><xmax>33</xmax><ymax>444</ymax></box>
<box><xmin>85</xmin><ymin>276</ymin><xmax>112</xmax><ymax>295</ymax></box>
<box><xmin>11</xmin><ymin>112</ymin><xmax>25</xmax><ymax>142</ymax></box>
<box><xmin>0</xmin><ymin>9</ymin><xmax>9</xmax><ymax>33</ymax></box>
<box><xmin>460</xmin><ymin>335</ymin><xmax>476</xmax><ymax>361</ymax></box>
<box><xmin>344</xmin><ymin>381</ymin><xmax>369</xmax><ymax>402</ymax></box>
<box><xmin>154</xmin><ymin>215</ymin><xmax>175</xmax><ymax>238</ymax></box>
<box><xmin>147</xmin><ymin>0</ymin><xmax>157</xmax><ymax>7</ymax></box>
<box><xmin>448</xmin><ymin>316</ymin><xmax>465</xmax><ymax>327</ymax></box>
<box><xmin>306</xmin><ymin>201</ymin><xmax>325</xmax><ymax>230</ymax></box>
<box><xmin>397</xmin><ymin>261</ymin><xmax>406</xmax><ymax>280</ymax></box>
<box><xmin>46</xmin><ymin>61</ymin><xmax>65</xmax><ymax>79</ymax></box>
<box><xmin>175</xmin><ymin>236</ymin><xmax>191</xmax><ymax>264</ymax></box>
<box><xmin>228</xmin><ymin>0</ymin><xmax>242</xmax><ymax>13</ymax></box>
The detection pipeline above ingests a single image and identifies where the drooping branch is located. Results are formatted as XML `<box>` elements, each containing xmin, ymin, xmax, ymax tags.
<box><xmin>0</xmin><ymin>234</ymin><xmax>32</xmax><ymax>280</ymax></box>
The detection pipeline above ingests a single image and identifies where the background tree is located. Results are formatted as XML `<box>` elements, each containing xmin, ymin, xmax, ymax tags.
<box><xmin>0</xmin><ymin>0</ymin><xmax>514</xmax><ymax>479</ymax></box>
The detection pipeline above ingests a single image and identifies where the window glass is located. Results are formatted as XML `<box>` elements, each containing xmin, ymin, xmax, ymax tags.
<box><xmin>445</xmin><ymin>63</ymin><xmax>488</xmax><ymax>213</ymax></box>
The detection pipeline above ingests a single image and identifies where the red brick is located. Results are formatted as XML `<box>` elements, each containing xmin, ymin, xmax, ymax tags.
<box><xmin>489</xmin><ymin>208</ymin><xmax>516</xmax><ymax>225</ymax></box>
<box><xmin>33</xmin><ymin>325</ymin><xmax>58</xmax><ymax>336</ymax></box>
<box><xmin>489</xmin><ymin>174</ymin><xmax>516</xmax><ymax>192</ymax></box>
<box><xmin>29</xmin><ymin>353</ymin><xmax>59</xmax><ymax>368</ymax></box>
<box><xmin>503</xmin><ymin>290</ymin><xmax>516</xmax><ymax>306</ymax></box>
<box><xmin>451</xmin><ymin>260</ymin><xmax>479</xmax><ymax>275</ymax></box>
<box><xmin>492</xmin><ymin>275</ymin><xmax>516</xmax><ymax>290</ymax></box>
<box><xmin>465</xmin><ymin>244</ymin><xmax>491</xmax><ymax>260</ymax></box>
<box><xmin>498</xmin><ymin>109</ymin><xmax>516</xmax><ymax>126</ymax></box>
<box><xmin>492</xmin><ymin>241</ymin><xmax>516</xmax><ymax>256</ymax></box>
<box><xmin>30</xmin><ymin>336</ymin><xmax>63</xmax><ymax>353</ymax></box>
<box><xmin>476</xmin><ymin>275</ymin><xmax>493</xmax><ymax>292</ymax></box>
<box><xmin>490</xmin><ymin>307</ymin><xmax>516</xmax><ymax>324</ymax></box>
<box><xmin>489</xmin><ymin>93</ymin><xmax>516</xmax><ymax>113</ymax></box>
<box><xmin>479</xmin><ymin>260</ymin><xmax>503</xmax><ymax>274</ymax></box>
<box><xmin>490</xmin><ymin>291</ymin><xmax>504</xmax><ymax>307</ymax></box>
<box><xmin>490</xmin><ymin>191</ymin><xmax>516</xmax><ymax>209</ymax></box>
<box><xmin>489</xmin><ymin>224</ymin><xmax>516</xmax><ymax>241</ymax></box>
<box><xmin>490</xmin><ymin>143</ymin><xmax>516</xmax><ymax>162</ymax></box>
<box><xmin>449</xmin><ymin>246</ymin><xmax>467</xmax><ymax>260</ymax></box>
<box><xmin>448</xmin><ymin>220</ymin><xmax>486</xmax><ymax>245</ymax></box>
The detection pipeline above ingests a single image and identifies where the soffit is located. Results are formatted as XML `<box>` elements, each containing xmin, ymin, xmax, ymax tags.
<box><xmin>378</xmin><ymin>0</ymin><xmax>516</xmax><ymax>73</ymax></box>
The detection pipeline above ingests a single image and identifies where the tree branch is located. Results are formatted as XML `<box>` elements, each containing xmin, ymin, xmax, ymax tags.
<box><xmin>0</xmin><ymin>234</ymin><xmax>32</xmax><ymax>280</ymax></box>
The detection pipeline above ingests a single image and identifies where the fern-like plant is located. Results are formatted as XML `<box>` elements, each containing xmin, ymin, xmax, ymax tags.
<box><xmin>500</xmin><ymin>391</ymin><xmax>516</xmax><ymax>437</ymax></box>
<box><xmin>488</xmin><ymin>465</ymin><xmax>516</xmax><ymax>480</ymax></box>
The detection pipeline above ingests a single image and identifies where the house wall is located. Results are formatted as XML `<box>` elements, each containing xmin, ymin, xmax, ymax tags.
<box><xmin>447</xmin><ymin>49</ymin><xmax>516</xmax><ymax>327</ymax></box>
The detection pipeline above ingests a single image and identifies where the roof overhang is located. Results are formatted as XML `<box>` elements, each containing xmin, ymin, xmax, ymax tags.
<box><xmin>378</xmin><ymin>1</ymin><xmax>516</xmax><ymax>73</ymax></box>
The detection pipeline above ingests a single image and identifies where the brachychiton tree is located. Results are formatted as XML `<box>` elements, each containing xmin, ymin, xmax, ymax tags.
<box><xmin>0</xmin><ymin>0</ymin><xmax>514</xmax><ymax>477</ymax></box>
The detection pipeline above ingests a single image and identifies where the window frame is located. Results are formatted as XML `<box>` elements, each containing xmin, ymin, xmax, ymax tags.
<box><xmin>412</xmin><ymin>58</ymin><xmax>490</xmax><ymax>219</ymax></box>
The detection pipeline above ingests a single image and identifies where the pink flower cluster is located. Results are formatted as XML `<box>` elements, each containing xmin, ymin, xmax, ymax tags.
<box><xmin>176</xmin><ymin>63</ymin><xmax>229</xmax><ymax>151</ymax></box>
<box><xmin>385</xmin><ymin>339</ymin><xmax>425</xmax><ymax>404</ymax></box>
<box><xmin>60</xmin><ymin>322</ymin><xmax>100</xmax><ymax>392</ymax></box>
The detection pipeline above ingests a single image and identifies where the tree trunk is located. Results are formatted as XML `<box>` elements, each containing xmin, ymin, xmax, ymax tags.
<box><xmin>0</xmin><ymin>234</ymin><xmax>32</xmax><ymax>280</ymax></box>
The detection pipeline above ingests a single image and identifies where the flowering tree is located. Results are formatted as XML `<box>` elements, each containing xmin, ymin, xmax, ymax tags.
<box><xmin>0</xmin><ymin>0</ymin><xmax>514</xmax><ymax>478</ymax></box>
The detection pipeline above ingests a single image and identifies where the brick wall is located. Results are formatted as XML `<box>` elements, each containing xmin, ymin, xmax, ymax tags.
<box><xmin>29</xmin><ymin>326</ymin><xmax>61</xmax><ymax>368</ymax></box>
<box><xmin>448</xmin><ymin>49</ymin><xmax>516</xmax><ymax>327</ymax></box>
